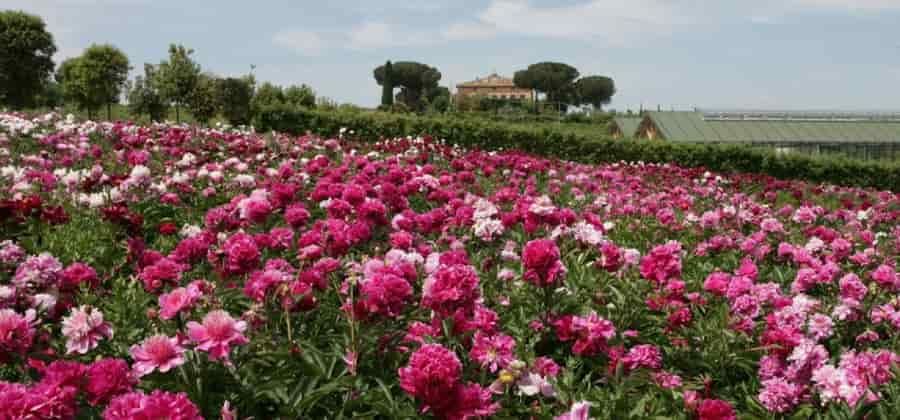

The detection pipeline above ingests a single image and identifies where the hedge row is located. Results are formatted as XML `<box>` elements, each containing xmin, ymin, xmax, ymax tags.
<box><xmin>255</xmin><ymin>104</ymin><xmax>900</xmax><ymax>191</ymax></box>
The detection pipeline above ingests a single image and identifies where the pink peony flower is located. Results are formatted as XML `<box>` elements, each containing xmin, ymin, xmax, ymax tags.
<box><xmin>103</xmin><ymin>390</ymin><xmax>202</xmax><ymax>420</ymax></box>
<box><xmin>187</xmin><ymin>310</ymin><xmax>249</xmax><ymax>361</ymax></box>
<box><xmin>758</xmin><ymin>377</ymin><xmax>801</xmax><ymax>413</ymax></box>
<box><xmin>61</xmin><ymin>305</ymin><xmax>113</xmax><ymax>354</ymax></box>
<box><xmin>469</xmin><ymin>332</ymin><xmax>516</xmax><ymax>373</ymax></box>
<box><xmin>130</xmin><ymin>334</ymin><xmax>186</xmax><ymax>377</ymax></box>
<box><xmin>522</xmin><ymin>239</ymin><xmax>566</xmax><ymax>286</ymax></box>
<box><xmin>158</xmin><ymin>284</ymin><xmax>202</xmax><ymax>320</ymax></box>
<box><xmin>555</xmin><ymin>401</ymin><xmax>591</xmax><ymax>420</ymax></box>
<box><xmin>622</xmin><ymin>344</ymin><xmax>663</xmax><ymax>371</ymax></box>
<box><xmin>0</xmin><ymin>308</ymin><xmax>36</xmax><ymax>359</ymax></box>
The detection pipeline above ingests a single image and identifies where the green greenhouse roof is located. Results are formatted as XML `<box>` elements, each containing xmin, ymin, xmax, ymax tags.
<box><xmin>613</xmin><ymin>117</ymin><xmax>641</xmax><ymax>137</ymax></box>
<box><xmin>645</xmin><ymin>111</ymin><xmax>900</xmax><ymax>144</ymax></box>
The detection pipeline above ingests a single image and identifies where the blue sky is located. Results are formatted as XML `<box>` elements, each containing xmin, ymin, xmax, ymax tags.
<box><xmin>8</xmin><ymin>0</ymin><xmax>900</xmax><ymax>111</ymax></box>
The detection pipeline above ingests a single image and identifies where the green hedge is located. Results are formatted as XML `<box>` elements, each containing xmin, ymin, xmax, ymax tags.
<box><xmin>255</xmin><ymin>104</ymin><xmax>900</xmax><ymax>191</ymax></box>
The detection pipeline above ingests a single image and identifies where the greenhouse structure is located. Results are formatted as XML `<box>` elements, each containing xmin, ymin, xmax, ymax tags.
<box><xmin>635</xmin><ymin>111</ymin><xmax>900</xmax><ymax>160</ymax></box>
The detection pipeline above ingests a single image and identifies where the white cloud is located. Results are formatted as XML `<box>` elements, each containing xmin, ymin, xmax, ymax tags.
<box><xmin>272</xmin><ymin>29</ymin><xmax>326</xmax><ymax>56</ymax></box>
<box><xmin>791</xmin><ymin>0</ymin><xmax>900</xmax><ymax>11</ymax></box>
<box><xmin>442</xmin><ymin>22</ymin><xmax>498</xmax><ymax>41</ymax></box>
<box><xmin>476</xmin><ymin>0</ymin><xmax>687</xmax><ymax>44</ymax></box>
<box><xmin>346</xmin><ymin>21</ymin><xmax>435</xmax><ymax>50</ymax></box>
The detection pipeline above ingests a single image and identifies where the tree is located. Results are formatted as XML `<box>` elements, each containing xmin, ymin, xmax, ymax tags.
<box><xmin>218</xmin><ymin>77</ymin><xmax>253</xmax><ymax>125</ymax></box>
<box><xmin>0</xmin><ymin>11</ymin><xmax>56</xmax><ymax>108</ymax></box>
<box><xmin>373</xmin><ymin>61</ymin><xmax>440</xmax><ymax>111</ymax></box>
<box><xmin>56</xmin><ymin>57</ymin><xmax>102</xmax><ymax>118</ymax></box>
<box><xmin>157</xmin><ymin>44</ymin><xmax>200</xmax><ymax>123</ymax></box>
<box><xmin>251</xmin><ymin>82</ymin><xmax>284</xmax><ymax>115</ymax></box>
<box><xmin>127</xmin><ymin>64</ymin><xmax>166</xmax><ymax>122</ymax></box>
<box><xmin>187</xmin><ymin>73</ymin><xmax>218</xmax><ymax>125</ymax></box>
<box><xmin>380</xmin><ymin>60</ymin><xmax>394</xmax><ymax>107</ymax></box>
<box><xmin>284</xmin><ymin>84</ymin><xmax>315</xmax><ymax>108</ymax></box>
<box><xmin>79</xmin><ymin>44</ymin><xmax>130</xmax><ymax>120</ymax></box>
<box><xmin>514</xmin><ymin>62</ymin><xmax>579</xmax><ymax>110</ymax></box>
<box><xmin>35</xmin><ymin>80</ymin><xmax>63</xmax><ymax>108</ymax></box>
<box><xmin>424</xmin><ymin>86</ymin><xmax>450</xmax><ymax>113</ymax></box>
<box><xmin>575</xmin><ymin>75</ymin><xmax>615</xmax><ymax>109</ymax></box>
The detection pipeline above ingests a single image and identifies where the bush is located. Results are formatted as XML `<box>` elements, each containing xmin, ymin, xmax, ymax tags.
<box><xmin>253</xmin><ymin>106</ymin><xmax>900</xmax><ymax>191</ymax></box>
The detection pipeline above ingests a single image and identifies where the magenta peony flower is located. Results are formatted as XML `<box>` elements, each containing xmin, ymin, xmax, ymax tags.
<box><xmin>0</xmin><ymin>380</ymin><xmax>78</xmax><ymax>419</ymax></box>
<box><xmin>138</xmin><ymin>257</ymin><xmax>185</xmax><ymax>293</ymax></box>
<box><xmin>85</xmin><ymin>358</ymin><xmax>136</xmax><ymax>406</ymax></box>
<box><xmin>469</xmin><ymin>332</ymin><xmax>516</xmax><ymax>373</ymax></box>
<box><xmin>222</xmin><ymin>233</ymin><xmax>261</xmax><ymax>276</ymax></box>
<box><xmin>398</xmin><ymin>343</ymin><xmax>462</xmax><ymax>413</ymax></box>
<box><xmin>103</xmin><ymin>390</ymin><xmax>202</xmax><ymax>420</ymax></box>
<box><xmin>130</xmin><ymin>334</ymin><xmax>186</xmax><ymax>377</ymax></box>
<box><xmin>639</xmin><ymin>241</ymin><xmax>682</xmax><ymax>285</ymax></box>
<box><xmin>61</xmin><ymin>305</ymin><xmax>113</xmax><ymax>354</ymax></box>
<box><xmin>360</xmin><ymin>272</ymin><xmax>413</xmax><ymax>318</ymax></box>
<box><xmin>422</xmin><ymin>264</ymin><xmax>481</xmax><ymax>317</ymax></box>
<box><xmin>187</xmin><ymin>310</ymin><xmax>249</xmax><ymax>361</ymax></box>
<box><xmin>158</xmin><ymin>284</ymin><xmax>202</xmax><ymax>320</ymax></box>
<box><xmin>522</xmin><ymin>239</ymin><xmax>566</xmax><ymax>286</ymax></box>
<box><xmin>697</xmin><ymin>398</ymin><xmax>736</xmax><ymax>420</ymax></box>
<box><xmin>59</xmin><ymin>262</ymin><xmax>99</xmax><ymax>291</ymax></box>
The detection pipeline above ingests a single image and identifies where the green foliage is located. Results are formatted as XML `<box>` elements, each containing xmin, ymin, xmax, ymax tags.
<box><xmin>514</xmin><ymin>62</ymin><xmax>579</xmax><ymax>104</ymax></box>
<box><xmin>373</xmin><ymin>61</ymin><xmax>441</xmax><ymax>111</ymax></box>
<box><xmin>0</xmin><ymin>10</ymin><xmax>56</xmax><ymax>108</ymax></box>
<box><xmin>157</xmin><ymin>44</ymin><xmax>201</xmax><ymax>122</ymax></box>
<box><xmin>575</xmin><ymin>75</ymin><xmax>616</xmax><ymax>109</ymax></box>
<box><xmin>187</xmin><ymin>73</ymin><xmax>219</xmax><ymax>124</ymax></box>
<box><xmin>127</xmin><ymin>64</ymin><xmax>167</xmax><ymax>122</ymax></box>
<box><xmin>253</xmin><ymin>107</ymin><xmax>900</xmax><ymax>191</ymax></box>
<box><xmin>217</xmin><ymin>77</ymin><xmax>253</xmax><ymax>125</ymax></box>
<box><xmin>283</xmin><ymin>84</ymin><xmax>316</xmax><ymax>108</ymax></box>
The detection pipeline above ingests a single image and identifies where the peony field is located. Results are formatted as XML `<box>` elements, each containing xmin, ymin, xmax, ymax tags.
<box><xmin>0</xmin><ymin>112</ymin><xmax>898</xmax><ymax>419</ymax></box>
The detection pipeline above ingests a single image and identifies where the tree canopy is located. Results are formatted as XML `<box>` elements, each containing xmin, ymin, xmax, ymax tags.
<box><xmin>157</xmin><ymin>44</ymin><xmax>200</xmax><ymax>122</ymax></box>
<box><xmin>56</xmin><ymin>44</ymin><xmax>130</xmax><ymax>119</ymax></box>
<box><xmin>373</xmin><ymin>61</ymin><xmax>441</xmax><ymax>111</ymax></box>
<box><xmin>127</xmin><ymin>64</ymin><xmax>167</xmax><ymax>122</ymax></box>
<box><xmin>284</xmin><ymin>84</ymin><xmax>316</xmax><ymax>108</ymax></box>
<box><xmin>187</xmin><ymin>73</ymin><xmax>218</xmax><ymax>124</ymax></box>
<box><xmin>218</xmin><ymin>77</ymin><xmax>253</xmax><ymax>125</ymax></box>
<box><xmin>514</xmin><ymin>62</ymin><xmax>579</xmax><ymax>104</ymax></box>
<box><xmin>0</xmin><ymin>11</ymin><xmax>57</xmax><ymax>108</ymax></box>
<box><xmin>574</xmin><ymin>75</ymin><xmax>616</xmax><ymax>109</ymax></box>
<box><xmin>380</xmin><ymin>60</ymin><xmax>394</xmax><ymax>107</ymax></box>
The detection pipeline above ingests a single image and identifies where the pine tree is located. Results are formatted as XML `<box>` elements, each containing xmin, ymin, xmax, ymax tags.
<box><xmin>381</xmin><ymin>60</ymin><xmax>394</xmax><ymax>107</ymax></box>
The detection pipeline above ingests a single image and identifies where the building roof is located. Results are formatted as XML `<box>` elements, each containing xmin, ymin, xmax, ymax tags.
<box><xmin>643</xmin><ymin>111</ymin><xmax>900</xmax><ymax>144</ymax></box>
<box><xmin>457</xmin><ymin>73</ymin><xmax>518</xmax><ymax>88</ymax></box>
<box><xmin>612</xmin><ymin>117</ymin><xmax>641</xmax><ymax>137</ymax></box>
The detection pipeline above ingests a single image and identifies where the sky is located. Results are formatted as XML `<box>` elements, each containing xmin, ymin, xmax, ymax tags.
<box><xmin>6</xmin><ymin>0</ymin><xmax>900</xmax><ymax>111</ymax></box>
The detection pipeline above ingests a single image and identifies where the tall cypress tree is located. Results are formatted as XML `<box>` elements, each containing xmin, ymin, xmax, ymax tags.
<box><xmin>381</xmin><ymin>60</ymin><xmax>394</xmax><ymax>107</ymax></box>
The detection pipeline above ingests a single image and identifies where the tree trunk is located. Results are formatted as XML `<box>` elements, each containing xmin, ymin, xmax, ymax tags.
<box><xmin>176</xmin><ymin>104</ymin><xmax>180</xmax><ymax>123</ymax></box>
<box><xmin>106</xmin><ymin>103</ymin><xmax>112</xmax><ymax>121</ymax></box>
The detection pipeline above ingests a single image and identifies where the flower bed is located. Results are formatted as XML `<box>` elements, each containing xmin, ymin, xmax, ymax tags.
<box><xmin>0</xmin><ymin>112</ymin><xmax>898</xmax><ymax>419</ymax></box>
